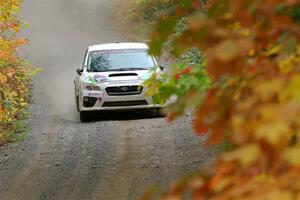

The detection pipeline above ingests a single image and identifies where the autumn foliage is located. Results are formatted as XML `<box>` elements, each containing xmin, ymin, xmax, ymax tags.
<box><xmin>145</xmin><ymin>0</ymin><xmax>300</xmax><ymax>199</ymax></box>
<box><xmin>0</xmin><ymin>0</ymin><xmax>31</xmax><ymax>145</ymax></box>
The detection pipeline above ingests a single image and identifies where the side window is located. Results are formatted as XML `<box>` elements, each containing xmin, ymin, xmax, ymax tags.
<box><xmin>82</xmin><ymin>50</ymin><xmax>88</xmax><ymax>69</ymax></box>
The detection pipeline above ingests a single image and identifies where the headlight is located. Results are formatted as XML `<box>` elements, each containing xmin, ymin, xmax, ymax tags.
<box><xmin>83</xmin><ymin>83</ymin><xmax>101</xmax><ymax>91</ymax></box>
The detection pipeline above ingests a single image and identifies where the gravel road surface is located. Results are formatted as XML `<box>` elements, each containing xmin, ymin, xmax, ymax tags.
<box><xmin>0</xmin><ymin>0</ymin><xmax>214</xmax><ymax>199</ymax></box>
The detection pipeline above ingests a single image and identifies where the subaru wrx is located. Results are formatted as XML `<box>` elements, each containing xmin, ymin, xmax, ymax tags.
<box><xmin>74</xmin><ymin>43</ymin><xmax>164</xmax><ymax>122</ymax></box>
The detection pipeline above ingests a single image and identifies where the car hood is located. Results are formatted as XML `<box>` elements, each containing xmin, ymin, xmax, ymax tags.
<box><xmin>82</xmin><ymin>69</ymin><xmax>156</xmax><ymax>85</ymax></box>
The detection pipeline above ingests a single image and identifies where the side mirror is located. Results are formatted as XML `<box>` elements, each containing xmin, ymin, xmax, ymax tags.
<box><xmin>159</xmin><ymin>64</ymin><xmax>166</xmax><ymax>71</ymax></box>
<box><xmin>76</xmin><ymin>68</ymin><xmax>83</xmax><ymax>75</ymax></box>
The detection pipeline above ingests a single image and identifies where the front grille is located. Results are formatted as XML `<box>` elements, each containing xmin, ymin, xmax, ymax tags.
<box><xmin>102</xmin><ymin>100</ymin><xmax>148</xmax><ymax>107</ymax></box>
<box><xmin>105</xmin><ymin>86</ymin><xmax>143</xmax><ymax>96</ymax></box>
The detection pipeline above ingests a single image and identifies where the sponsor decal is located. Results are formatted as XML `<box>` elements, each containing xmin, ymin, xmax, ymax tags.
<box><xmin>87</xmin><ymin>92</ymin><xmax>102</xmax><ymax>98</ymax></box>
<box><xmin>86</xmin><ymin>75</ymin><xmax>109</xmax><ymax>84</ymax></box>
<box><xmin>86</xmin><ymin>76</ymin><xmax>97</xmax><ymax>84</ymax></box>
<box><xmin>92</xmin><ymin>49</ymin><xmax>147</xmax><ymax>55</ymax></box>
<box><xmin>93</xmin><ymin>74</ymin><xmax>108</xmax><ymax>83</ymax></box>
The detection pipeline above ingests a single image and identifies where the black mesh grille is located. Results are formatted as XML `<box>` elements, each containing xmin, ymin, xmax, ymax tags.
<box><xmin>102</xmin><ymin>100</ymin><xmax>148</xmax><ymax>107</ymax></box>
<box><xmin>105</xmin><ymin>86</ymin><xmax>143</xmax><ymax>96</ymax></box>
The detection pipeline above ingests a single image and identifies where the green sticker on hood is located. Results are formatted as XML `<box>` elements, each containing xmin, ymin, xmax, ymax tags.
<box><xmin>86</xmin><ymin>76</ymin><xmax>97</xmax><ymax>84</ymax></box>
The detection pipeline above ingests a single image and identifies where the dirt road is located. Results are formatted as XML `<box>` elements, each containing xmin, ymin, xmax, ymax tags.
<box><xmin>0</xmin><ymin>1</ymin><xmax>214</xmax><ymax>199</ymax></box>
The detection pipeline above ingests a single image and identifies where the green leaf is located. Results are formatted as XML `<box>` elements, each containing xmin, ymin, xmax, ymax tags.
<box><xmin>149</xmin><ymin>39</ymin><xmax>164</xmax><ymax>56</ymax></box>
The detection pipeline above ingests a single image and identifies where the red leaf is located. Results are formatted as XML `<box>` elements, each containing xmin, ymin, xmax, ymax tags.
<box><xmin>184</xmin><ymin>66</ymin><xmax>192</xmax><ymax>75</ymax></box>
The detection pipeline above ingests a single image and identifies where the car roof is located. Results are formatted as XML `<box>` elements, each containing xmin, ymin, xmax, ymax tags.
<box><xmin>88</xmin><ymin>42</ymin><xmax>149</xmax><ymax>51</ymax></box>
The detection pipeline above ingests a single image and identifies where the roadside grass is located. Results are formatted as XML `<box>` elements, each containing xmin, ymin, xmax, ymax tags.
<box><xmin>6</xmin><ymin>121</ymin><xmax>29</xmax><ymax>143</ymax></box>
<box><xmin>0</xmin><ymin>109</ymin><xmax>31</xmax><ymax>146</ymax></box>
<box><xmin>9</xmin><ymin>109</ymin><xmax>31</xmax><ymax>143</ymax></box>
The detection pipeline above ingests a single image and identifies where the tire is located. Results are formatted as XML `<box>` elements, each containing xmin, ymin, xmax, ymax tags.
<box><xmin>76</xmin><ymin>95</ymin><xmax>80</xmax><ymax>112</ymax></box>
<box><xmin>156</xmin><ymin>108</ymin><xmax>166</xmax><ymax>117</ymax></box>
<box><xmin>80</xmin><ymin>111</ymin><xmax>89</xmax><ymax>122</ymax></box>
<box><xmin>151</xmin><ymin>108</ymin><xmax>165</xmax><ymax>118</ymax></box>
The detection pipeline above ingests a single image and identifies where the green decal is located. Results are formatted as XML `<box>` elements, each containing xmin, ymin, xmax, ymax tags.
<box><xmin>87</xmin><ymin>76</ymin><xmax>97</xmax><ymax>84</ymax></box>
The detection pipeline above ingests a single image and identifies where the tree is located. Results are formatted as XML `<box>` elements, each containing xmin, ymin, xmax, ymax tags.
<box><xmin>145</xmin><ymin>0</ymin><xmax>300</xmax><ymax>199</ymax></box>
<box><xmin>0</xmin><ymin>0</ymin><xmax>31</xmax><ymax>145</ymax></box>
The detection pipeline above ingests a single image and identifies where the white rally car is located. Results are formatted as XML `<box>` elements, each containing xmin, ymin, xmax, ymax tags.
<box><xmin>74</xmin><ymin>42</ymin><xmax>164</xmax><ymax>122</ymax></box>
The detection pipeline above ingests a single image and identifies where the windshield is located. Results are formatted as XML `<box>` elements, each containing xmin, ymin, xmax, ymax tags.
<box><xmin>87</xmin><ymin>49</ymin><xmax>155</xmax><ymax>72</ymax></box>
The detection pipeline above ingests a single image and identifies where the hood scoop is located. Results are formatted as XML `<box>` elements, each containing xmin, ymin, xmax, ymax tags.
<box><xmin>109</xmin><ymin>73</ymin><xmax>138</xmax><ymax>77</ymax></box>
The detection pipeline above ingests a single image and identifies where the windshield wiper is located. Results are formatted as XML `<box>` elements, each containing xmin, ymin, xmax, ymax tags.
<box><xmin>108</xmin><ymin>67</ymin><xmax>149</xmax><ymax>71</ymax></box>
<box><xmin>106</xmin><ymin>68</ymin><xmax>128</xmax><ymax>71</ymax></box>
<box><xmin>125</xmin><ymin>67</ymin><xmax>149</xmax><ymax>70</ymax></box>
<box><xmin>103</xmin><ymin>68</ymin><xmax>148</xmax><ymax>72</ymax></box>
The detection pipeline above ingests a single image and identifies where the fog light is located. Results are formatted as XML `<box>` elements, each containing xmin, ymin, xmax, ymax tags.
<box><xmin>83</xmin><ymin>97</ymin><xmax>89</xmax><ymax>102</ymax></box>
<box><xmin>83</xmin><ymin>97</ymin><xmax>97</xmax><ymax>107</ymax></box>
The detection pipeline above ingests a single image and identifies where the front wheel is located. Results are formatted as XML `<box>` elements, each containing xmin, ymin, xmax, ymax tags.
<box><xmin>157</xmin><ymin>108</ymin><xmax>166</xmax><ymax>117</ymax></box>
<box><xmin>80</xmin><ymin>111</ymin><xmax>89</xmax><ymax>122</ymax></box>
<box><xmin>76</xmin><ymin>95</ymin><xmax>80</xmax><ymax>112</ymax></box>
<box><xmin>151</xmin><ymin>108</ymin><xmax>166</xmax><ymax>118</ymax></box>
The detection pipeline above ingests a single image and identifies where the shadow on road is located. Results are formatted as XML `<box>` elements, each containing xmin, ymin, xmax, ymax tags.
<box><xmin>83</xmin><ymin>109</ymin><xmax>165</xmax><ymax>122</ymax></box>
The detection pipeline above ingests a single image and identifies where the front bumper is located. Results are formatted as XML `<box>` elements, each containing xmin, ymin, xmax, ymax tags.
<box><xmin>79</xmin><ymin>83</ymin><xmax>163</xmax><ymax>111</ymax></box>
<box><xmin>81</xmin><ymin>103</ymin><xmax>162</xmax><ymax>111</ymax></box>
